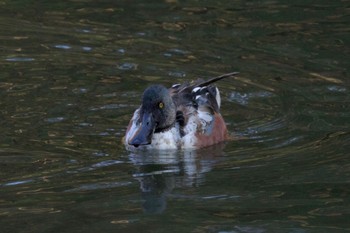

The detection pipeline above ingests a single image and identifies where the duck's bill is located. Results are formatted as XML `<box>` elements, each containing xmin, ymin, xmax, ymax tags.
<box><xmin>128</xmin><ymin>112</ymin><xmax>155</xmax><ymax>147</ymax></box>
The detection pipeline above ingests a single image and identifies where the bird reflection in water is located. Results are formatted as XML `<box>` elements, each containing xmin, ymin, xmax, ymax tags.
<box><xmin>128</xmin><ymin>143</ymin><xmax>226</xmax><ymax>214</ymax></box>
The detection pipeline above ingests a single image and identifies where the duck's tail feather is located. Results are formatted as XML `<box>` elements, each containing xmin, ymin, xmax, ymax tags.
<box><xmin>196</xmin><ymin>71</ymin><xmax>239</xmax><ymax>88</ymax></box>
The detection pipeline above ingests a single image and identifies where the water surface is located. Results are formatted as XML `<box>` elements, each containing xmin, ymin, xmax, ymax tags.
<box><xmin>0</xmin><ymin>1</ymin><xmax>349</xmax><ymax>232</ymax></box>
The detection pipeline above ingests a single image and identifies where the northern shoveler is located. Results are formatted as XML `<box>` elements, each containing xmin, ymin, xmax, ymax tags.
<box><xmin>124</xmin><ymin>72</ymin><xmax>238</xmax><ymax>150</ymax></box>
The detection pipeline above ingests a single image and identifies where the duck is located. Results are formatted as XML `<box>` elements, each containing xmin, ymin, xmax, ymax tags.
<box><xmin>124</xmin><ymin>72</ymin><xmax>238</xmax><ymax>150</ymax></box>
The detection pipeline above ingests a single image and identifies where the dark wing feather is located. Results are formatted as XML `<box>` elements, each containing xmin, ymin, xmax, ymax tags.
<box><xmin>172</xmin><ymin>72</ymin><xmax>238</xmax><ymax>94</ymax></box>
<box><xmin>170</xmin><ymin>72</ymin><xmax>238</xmax><ymax>110</ymax></box>
<box><xmin>191</xmin><ymin>71</ymin><xmax>239</xmax><ymax>89</ymax></box>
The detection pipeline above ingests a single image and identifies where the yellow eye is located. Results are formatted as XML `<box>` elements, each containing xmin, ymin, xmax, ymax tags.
<box><xmin>159</xmin><ymin>102</ymin><xmax>164</xmax><ymax>109</ymax></box>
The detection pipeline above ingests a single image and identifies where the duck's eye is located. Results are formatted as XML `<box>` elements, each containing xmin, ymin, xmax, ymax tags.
<box><xmin>159</xmin><ymin>102</ymin><xmax>164</xmax><ymax>109</ymax></box>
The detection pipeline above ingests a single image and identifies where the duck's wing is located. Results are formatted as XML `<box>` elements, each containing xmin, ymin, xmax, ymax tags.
<box><xmin>170</xmin><ymin>72</ymin><xmax>238</xmax><ymax>113</ymax></box>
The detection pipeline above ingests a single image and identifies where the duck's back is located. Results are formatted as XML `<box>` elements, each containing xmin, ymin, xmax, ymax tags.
<box><xmin>169</xmin><ymin>73</ymin><xmax>235</xmax><ymax>148</ymax></box>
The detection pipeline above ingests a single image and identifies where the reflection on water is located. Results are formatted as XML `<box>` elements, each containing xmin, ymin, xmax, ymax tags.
<box><xmin>130</xmin><ymin>145</ymin><xmax>225</xmax><ymax>214</ymax></box>
<box><xmin>1</xmin><ymin>0</ymin><xmax>349</xmax><ymax>232</ymax></box>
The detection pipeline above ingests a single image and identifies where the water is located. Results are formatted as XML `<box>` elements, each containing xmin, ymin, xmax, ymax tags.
<box><xmin>1</xmin><ymin>0</ymin><xmax>349</xmax><ymax>232</ymax></box>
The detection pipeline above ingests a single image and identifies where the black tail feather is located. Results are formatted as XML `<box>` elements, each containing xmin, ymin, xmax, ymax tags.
<box><xmin>197</xmin><ymin>72</ymin><xmax>239</xmax><ymax>88</ymax></box>
<box><xmin>174</xmin><ymin>71</ymin><xmax>239</xmax><ymax>95</ymax></box>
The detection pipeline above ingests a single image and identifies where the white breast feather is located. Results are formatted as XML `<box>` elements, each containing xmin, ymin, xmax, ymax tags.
<box><xmin>149</xmin><ymin>126</ymin><xmax>180</xmax><ymax>149</ymax></box>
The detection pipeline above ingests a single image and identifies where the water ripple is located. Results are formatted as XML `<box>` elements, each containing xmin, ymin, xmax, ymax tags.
<box><xmin>65</xmin><ymin>181</ymin><xmax>132</xmax><ymax>192</ymax></box>
<box><xmin>117</xmin><ymin>62</ymin><xmax>138</xmax><ymax>70</ymax></box>
<box><xmin>272</xmin><ymin>136</ymin><xmax>304</xmax><ymax>148</ymax></box>
<box><xmin>168</xmin><ymin>70</ymin><xmax>186</xmax><ymax>78</ymax></box>
<box><xmin>5</xmin><ymin>57</ymin><xmax>35</xmax><ymax>62</ymax></box>
<box><xmin>228</xmin><ymin>91</ymin><xmax>274</xmax><ymax>105</ymax></box>
<box><xmin>45</xmin><ymin>117</ymin><xmax>66</xmax><ymax>123</ymax></box>
<box><xmin>72</xmin><ymin>160</ymin><xmax>124</xmax><ymax>173</ymax></box>
<box><xmin>245</xmin><ymin>117</ymin><xmax>287</xmax><ymax>136</ymax></box>
<box><xmin>164</xmin><ymin>48</ymin><xmax>190</xmax><ymax>57</ymax></box>
<box><xmin>82</xmin><ymin>46</ymin><xmax>92</xmax><ymax>51</ymax></box>
<box><xmin>2</xmin><ymin>179</ymin><xmax>34</xmax><ymax>187</ymax></box>
<box><xmin>7</xmin><ymin>83</ymin><xmax>40</xmax><ymax>93</ymax></box>
<box><xmin>89</xmin><ymin>104</ymin><xmax>128</xmax><ymax>111</ymax></box>
<box><xmin>117</xmin><ymin>48</ymin><xmax>126</xmax><ymax>54</ymax></box>
<box><xmin>11</xmin><ymin>111</ymin><xmax>45</xmax><ymax>119</ymax></box>
<box><xmin>54</xmin><ymin>44</ymin><xmax>71</xmax><ymax>50</ymax></box>
<box><xmin>92</xmin><ymin>160</ymin><xmax>121</xmax><ymax>168</ymax></box>
<box><xmin>327</xmin><ymin>85</ymin><xmax>347</xmax><ymax>93</ymax></box>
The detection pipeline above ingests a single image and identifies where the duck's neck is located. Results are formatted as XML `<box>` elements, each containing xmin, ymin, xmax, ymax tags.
<box><xmin>154</xmin><ymin>120</ymin><xmax>176</xmax><ymax>133</ymax></box>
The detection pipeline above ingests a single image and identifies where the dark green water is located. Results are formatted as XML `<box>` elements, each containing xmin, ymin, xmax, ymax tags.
<box><xmin>1</xmin><ymin>1</ymin><xmax>349</xmax><ymax>232</ymax></box>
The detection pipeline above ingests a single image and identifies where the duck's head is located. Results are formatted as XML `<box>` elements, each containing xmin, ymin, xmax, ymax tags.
<box><xmin>129</xmin><ymin>85</ymin><xmax>176</xmax><ymax>147</ymax></box>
